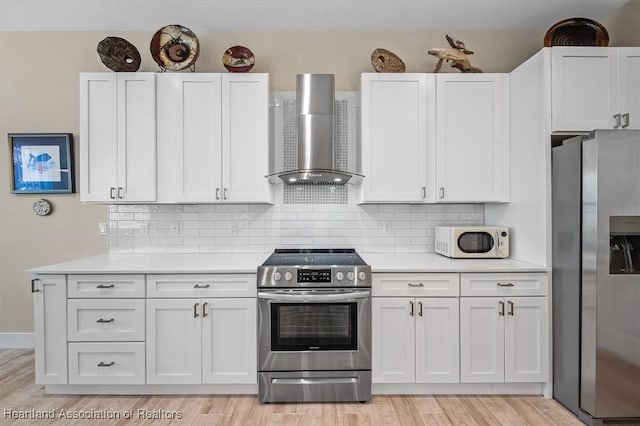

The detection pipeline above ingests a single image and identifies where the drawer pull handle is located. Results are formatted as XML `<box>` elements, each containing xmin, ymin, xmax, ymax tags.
<box><xmin>194</xmin><ymin>284</ymin><xmax>211</xmax><ymax>289</ymax></box>
<box><xmin>496</xmin><ymin>282</ymin><xmax>514</xmax><ymax>287</ymax></box>
<box><xmin>96</xmin><ymin>318</ymin><xmax>115</xmax><ymax>323</ymax></box>
<box><xmin>97</xmin><ymin>361</ymin><xmax>115</xmax><ymax>367</ymax></box>
<box><xmin>96</xmin><ymin>284</ymin><xmax>115</xmax><ymax>289</ymax></box>
<box><xmin>408</xmin><ymin>283</ymin><xmax>424</xmax><ymax>287</ymax></box>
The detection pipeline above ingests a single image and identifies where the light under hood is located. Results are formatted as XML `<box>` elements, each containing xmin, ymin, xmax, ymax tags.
<box><xmin>268</xmin><ymin>74</ymin><xmax>363</xmax><ymax>185</ymax></box>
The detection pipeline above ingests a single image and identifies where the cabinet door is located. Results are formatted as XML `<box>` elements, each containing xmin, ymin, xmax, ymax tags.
<box><xmin>415</xmin><ymin>298</ymin><xmax>459</xmax><ymax>383</ymax></box>
<box><xmin>170</xmin><ymin>74</ymin><xmax>223</xmax><ymax>202</ymax></box>
<box><xmin>116</xmin><ymin>73</ymin><xmax>156</xmax><ymax>202</ymax></box>
<box><xmin>146</xmin><ymin>299</ymin><xmax>201</xmax><ymax>384</ymax></box>
<box><xmin>372</xmin><ymin>297</ymin><xmax>415</xmax><ymax>383</ymax></box>
<box><xmin>33</xmin><ymin>276</ymin><xmax>67</xmax><ymax>384</ymax></box>
<box><xmin>460</xmin><ymin>297</ymin><xmax>504</xmax><ymax>383</ymax></box>
<box><xmin>360</xmin><ymin>74</ymin><xmax>432</xmax><ymax>202</ymax></box>
<box><xmin>222</xmin><ymin>74</ymin><xmax>271</xmax><ymax>203</ymax></box>
<box><xmin>551</xmin><ymin>47</ymin><xmax>618</xmax><ymax>131</ymax></box>
<box><xmin>80</xmin><ymin>73</ymin><xmax>117</xmax><ymax>202</ymax></box>
<box><xmin>505</xmin><ymin>297</ymin><xmax>549</xmax><ymax>382</ymax></box>
<box><xmin>202</xmin><ymin>298</ymin><xmax>257</xmax><ymax>384</ymax></box>
<box><xmin>618</xmin><ymin>48</ymin><xmax>640</xmax><ymax>130</ymax></box>
<box><xmin>435</xmin><ymin>74</ymin><xmax>509</xmax><ymax>202</ymax></box>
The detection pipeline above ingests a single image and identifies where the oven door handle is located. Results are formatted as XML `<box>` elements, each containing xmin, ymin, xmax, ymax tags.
<box><xmin>258</xmin><ymin>290</ymin><xmax>370</xmax><ymax>302</ymax></box>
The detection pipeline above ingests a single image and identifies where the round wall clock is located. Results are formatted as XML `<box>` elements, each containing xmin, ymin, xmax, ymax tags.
<box><xmin>33</xmin><ymin>199</ymin><xmax>52</xmax><ymax>216</ymax></box>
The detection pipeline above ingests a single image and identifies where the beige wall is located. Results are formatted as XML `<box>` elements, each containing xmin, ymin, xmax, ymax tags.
<box><xmin>0</xmin><ymin>1</ymin><xmax>638</xmax><ymax>333</ymax></box>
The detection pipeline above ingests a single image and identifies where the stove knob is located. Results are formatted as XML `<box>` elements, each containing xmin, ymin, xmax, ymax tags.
<box><xmin>347</xmin><ymin>271</ymin><xmax>355</xmax><ymax>281</ymax></box>
<box><xmin>335</xmin><ymin>271</ymin><xmax>344</xmax><ymax>281</ymax></box>
<box><xmin>273</xmin><ymin>271</ymin><xmax>282</xmax><ymax>281</ymax></box>
<box><xmin>358</xmin><ymin>271</ymin><xmax>367</xmax><ymax>281</ymax></box>
<box><xmin>284</xmin><ymin>272</ymin><xmax>293</xmax><ymax>281</ymax></box>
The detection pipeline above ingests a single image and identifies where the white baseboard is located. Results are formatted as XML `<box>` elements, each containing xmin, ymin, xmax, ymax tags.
<box><xmin>0</xmin><ymin>332</ymin><xmax>34</xmax><ymax>349</ymax></box>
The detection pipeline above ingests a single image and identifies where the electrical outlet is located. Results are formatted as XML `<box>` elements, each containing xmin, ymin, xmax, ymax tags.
<box><xmin>230</xmin><ymin>222</ymin><xmax>238</xmax><ymax>236</ymax></box>
<box><xmin>98</xmin><ymin>222</ymin><xmax>108</xmax><ymax>236</ymax></box>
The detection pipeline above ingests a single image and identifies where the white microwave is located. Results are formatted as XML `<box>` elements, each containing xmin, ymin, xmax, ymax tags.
<box><xmin>435</xmin><ymin>226</ymin><xmax>509</xmax><ymax>258</ymax></box>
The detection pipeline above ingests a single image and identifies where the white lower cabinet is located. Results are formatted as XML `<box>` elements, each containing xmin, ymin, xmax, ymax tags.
<box><xmin>460</xmin><ymin>296</ymin><xmax>548</xmax><ymax>383</ymax></box>
<box><xmin>372</xmin><ymin>297</ymin><xmax>459</xmax><ymax>384</ymax></box>
<box><xmin>146</xmin><ymin>297</ymin><xmax>256</xmax><ymax>385</ymax></box>
<box><xmin>68</xmin><ymin>342</ymin><xmax>145</xmax><ymax>385</ymax></box>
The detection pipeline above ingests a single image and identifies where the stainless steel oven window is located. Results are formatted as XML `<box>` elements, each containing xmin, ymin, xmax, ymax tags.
<box><xmin>271</xmin><ymin>302</ymin><xmax>358</xmax><ymax>351</ymax></box>
<box><xmin>458</xmin><ymin>232</ymin><xmax>494</xmax><ymax>253</ymax></box>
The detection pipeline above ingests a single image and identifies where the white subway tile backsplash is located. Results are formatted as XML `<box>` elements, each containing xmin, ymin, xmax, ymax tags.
<box><xmin>108</xmin><ymin>189</ymin><xmax>484</xmax><ymax>254</ymax></box>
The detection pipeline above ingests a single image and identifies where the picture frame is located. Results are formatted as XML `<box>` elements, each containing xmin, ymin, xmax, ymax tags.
<box><xmin>9</xmin><ymin>133</ymin><xmax>75</xmax><ymax>194</ymax></box>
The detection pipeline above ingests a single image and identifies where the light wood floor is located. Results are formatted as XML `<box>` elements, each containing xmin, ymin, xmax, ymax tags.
<box><xmin>0</xmin><ymin>349</ymin><xmax>629</xmax><ymax>425</ymax></box>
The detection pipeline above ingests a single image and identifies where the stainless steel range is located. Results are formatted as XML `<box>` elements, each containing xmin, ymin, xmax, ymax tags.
<box><xmin>257</xmin><ymin>248</ymin><xmax>371</xmax><ymax>403</ymax></box>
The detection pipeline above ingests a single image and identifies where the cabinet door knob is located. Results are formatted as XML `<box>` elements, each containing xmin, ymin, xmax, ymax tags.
<box><xmin>498</xmin><ymin>301</ymin><xmax>505</xmax><ymax>316</ymax></box>
<box><xmin>194</xmin><ymin>302</ymin><xmax>200</xmax><ymax>318</ymax></box>
<box><xmin>31</xmin><ymin>278</ymin><xmax>40</xmax><ymax>293</ymax></box>
<box><xmin>508</xmin><ymin>301</ymin><xmax>514</xmax><ymax>316</ymax></box>
<box><xmin>621</xmin><ymin>113</ymin><xmax>630</xmax><ymax>128</ymax></box>
<box><xmin>409</xmin><ymin>301</ymin><xmax>414</xmax><ymax>316</ymax></box>
<box><xmin>202</xmin><ymin>302</ymin><xmax>208</xmax><ymax>318</ymax></box>
<box><xmin>613</xmin><ymin>113</ymin><xmax>622</xmax><ymax>129</ymax></box>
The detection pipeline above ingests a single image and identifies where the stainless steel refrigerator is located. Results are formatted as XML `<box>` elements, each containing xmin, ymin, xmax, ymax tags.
<box><xmin>552</xmin><ymin>129</ymin><xmax>640</xmax><ymax>425</ymax></box>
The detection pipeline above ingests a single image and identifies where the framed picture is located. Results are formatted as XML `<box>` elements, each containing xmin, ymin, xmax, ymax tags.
<box><xmin>9</xmin><ymin>133</ymin><xmax>74</xmax><ymax>194</ymax></box>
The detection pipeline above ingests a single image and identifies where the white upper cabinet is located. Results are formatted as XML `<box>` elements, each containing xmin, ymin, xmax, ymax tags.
<box><xmin>360</xmin><ymin>72</ymin><xmax>509</xmax><ymax>204</ymax></box>
<box><xmin>222</xmin><ymin>74</ymin><xmax>271</xmax><ymax>203</ymax></box>
<box><xmin>435</xmin><ymin>74</ymin><xmax>509</xmax><ymax>202</ymax></box>
<box><xmin>360</xmin><ymin>73</ymin><xmax>433</xmax><ymax>203</ymax></box>
<box><xmin>618</xmin><ymin>48</ymin><xmax>640</xmax><ymax>130</ymax></box>
<box><xmin>551</xmin><ymin>47</ymin><xmax>640</xmax><ymax>131</ymax></box>
<box><xmin>156</xmin><ymin>73</ymin><xmax>271</xmax><ymax>204</ymax></box>
<box><xmin>80</xmin><ymin>73</ymin><xmax>156</xmax><ymax>202</ymax></box>
<box><xmin>157</xmin><ymin>73</ymin><xmax>222</xmax><ymax>202</ymax></box>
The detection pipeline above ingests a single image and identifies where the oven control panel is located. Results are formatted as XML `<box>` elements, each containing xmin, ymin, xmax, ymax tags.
<box><xmin>298</xmin><ymin>269</ymin><xmax>332</xmax><ymax>283</ymax></box>
<box><xmin>258</xmin><ymin>266</ymin><xmax>371</xmax><ymax>288</ymax></box>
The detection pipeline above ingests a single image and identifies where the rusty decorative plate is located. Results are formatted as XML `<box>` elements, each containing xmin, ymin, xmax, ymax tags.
<box><xmin>150</xmin><ymin>24</ymin><xmax>200</xmax><ymax>71</ymax></box>
<box><xmin>97</xmin><ymin>37</ymin><xmax>141</xmax><ymax>72</ymax></box>
<box><xmin>222</xmin><ymin>46</ymin><xmax>255</xmax><ymax>72</ymax></box>
<box><xmin>544</xmin><ymin>18</ymin><xmax>609</xmax><ymax>47</ymax></box>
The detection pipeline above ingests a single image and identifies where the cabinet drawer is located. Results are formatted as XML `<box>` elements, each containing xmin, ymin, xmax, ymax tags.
<box><xmin>147</xmin><ymin>274</ymin><xmax>257</xmax><ymax>298</ymax></box>
<box><xmin>68</xmin><ymin>275</ymin><xmax>145</xmax><ymax>298</ymax></box>
<box><xmin>372</xmin><ymin>273</ymin><xmax>459</xmax><ymax>297</ymax></box>
<box><xmin>68</xmin><ymin>299</ymin><xmax>145</xmax><ymax>342</ymax></box>
<box><xmin>68</xmin><ymin>342</ymin><xmax>145</xmax><ymax>384</ymax></box>
<box><xmin>460</xmin><ymin>273</ymin><xmax>548</xmax><ymax>296</ymax></box>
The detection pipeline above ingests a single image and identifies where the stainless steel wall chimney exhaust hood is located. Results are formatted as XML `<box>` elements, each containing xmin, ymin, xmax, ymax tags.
<box><xmin>268</xmin><ymin>74</ymin><xmax>363</xmax><ymax>185</ymax></box>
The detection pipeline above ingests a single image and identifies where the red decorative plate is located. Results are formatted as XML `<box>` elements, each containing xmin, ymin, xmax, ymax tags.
<box><xmin>150</xmin><ymin>25</ymin><xmax>200</xmax><ymax>71</ymax></box>
<box><xmin>222</xmin><ymin>46</ymin><xmax>255</xmax><ymax>72</ymax></box>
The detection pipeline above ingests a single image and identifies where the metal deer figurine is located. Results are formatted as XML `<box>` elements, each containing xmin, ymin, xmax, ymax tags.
<box><xmin>428</xmin><ymin>35</ymin><xmax>482</xmax><ymax>73</ymax></box>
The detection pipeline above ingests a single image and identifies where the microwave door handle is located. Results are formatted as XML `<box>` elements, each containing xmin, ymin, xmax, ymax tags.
<box><xmin>258</xmin><ymin>290</ymin><xmax>371</xmax><ymax>302</ymax></box>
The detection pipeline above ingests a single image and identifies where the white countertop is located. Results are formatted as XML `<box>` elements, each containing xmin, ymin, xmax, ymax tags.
<box><xmin>28</xmin><ymin>252</ymin><xmax>548</xmax><ymax>274</ymax></box>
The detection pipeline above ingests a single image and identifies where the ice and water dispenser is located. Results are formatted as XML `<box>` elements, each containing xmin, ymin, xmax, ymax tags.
<box><xmin>610</xmin><ymin>216</ymin><xmax>640</xmax><ymax>274</ymax></box>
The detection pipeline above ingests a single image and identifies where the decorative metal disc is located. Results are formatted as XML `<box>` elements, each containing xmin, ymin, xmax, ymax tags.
<box><xmin>97</xmin><ymin>36</ymin><xmax>141</xmax><ymax>72</ymax></box>
<box><xmin>150</xmin><ymin>24</ymin><xmax>200</xmax><ymax>71</ymax></box>
<box><xmin>33</xmin><ymin>199</ymin><xmax>52</xmax><ymax>216</ymax></box>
